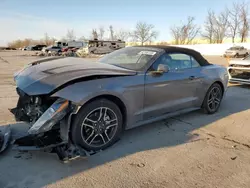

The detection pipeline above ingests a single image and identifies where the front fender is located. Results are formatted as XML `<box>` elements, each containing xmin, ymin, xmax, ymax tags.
<box><xmin>51</xmin><ymin>75</ymin><xmax>145</xmax><ymax>129</ymax></box>
<box><xmin>51</xmin><ymin>79</ymin><xmax>127</xmax><ymax>106</ymax></box>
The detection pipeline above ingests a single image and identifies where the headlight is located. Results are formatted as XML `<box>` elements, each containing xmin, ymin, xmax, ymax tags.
<box><xmin>28</xmin><ymin>98</ymin><xmax>69</xmax><ymax>135</ymax></box>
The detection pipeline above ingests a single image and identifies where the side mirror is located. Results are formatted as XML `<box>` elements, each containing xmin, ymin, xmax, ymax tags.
<box><xmin>150</xmin><ymin>64</ymin><xmax>169</xmax><ymax>76</ymax></box>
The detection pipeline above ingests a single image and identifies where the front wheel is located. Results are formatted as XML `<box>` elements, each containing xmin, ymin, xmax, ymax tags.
<box><xmin>71</xmin><ymin>99</ymin><xmax>123</xmax><ymax>151</ymax></box>
<box><xmin>202</xmin><ymin>83</ymin><xmax>223</xmax><ymax>114</ymax></box>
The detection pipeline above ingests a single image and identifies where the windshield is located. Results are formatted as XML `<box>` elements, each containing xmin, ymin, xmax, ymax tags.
<box><xmin>98</xmin><ymin>47</ymin><xmax>158</xmax><ymax>70</ymax></box>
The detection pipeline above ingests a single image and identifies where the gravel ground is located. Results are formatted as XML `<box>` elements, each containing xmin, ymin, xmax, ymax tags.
<box><xmin>1</xmin><ymin>51</ymin><xmax>250</xmax><ymax>188</ymax></box>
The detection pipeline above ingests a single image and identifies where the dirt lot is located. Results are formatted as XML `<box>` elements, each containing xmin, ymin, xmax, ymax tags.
<box><xmin>1</xmin><ymin>51</ymin><xmax>250</xmax><ymax>188</ymax></box>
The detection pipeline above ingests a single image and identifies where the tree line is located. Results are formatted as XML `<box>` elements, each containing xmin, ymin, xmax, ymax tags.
<box><xmin>171</xmin><ymin>1</ymin><xmax>249</xmax><ymax>44</ymax></box>
<box><xmin>8</xmin><ymin>23</ymin><xmax>158</xmax><ymax>48</ymax></box>
<box><xmin>8</xmin><ymin>0</ymin><xmax>250</xmax><ymax>48</ymax></box>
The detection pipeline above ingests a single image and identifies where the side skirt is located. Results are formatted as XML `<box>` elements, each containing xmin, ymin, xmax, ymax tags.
<box><xmin>128</xmin><ymin>107</ymin><xmax>200</xmax><ymax>130</ymax></box>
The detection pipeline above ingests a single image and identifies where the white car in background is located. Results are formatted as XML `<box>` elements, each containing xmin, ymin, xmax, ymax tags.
<box><xmin>228</xmin><ymin>55</ymin><xmax>250</xmax><ymax>84</ymax></box>
<box><xmin>224</xmin><ymin>46</ymin><xmax>249</xmax><ymax>58</ymax></box>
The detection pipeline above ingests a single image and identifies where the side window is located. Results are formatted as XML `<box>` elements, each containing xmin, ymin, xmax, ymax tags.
<box><xmin>191</xmin><ymin>57</ymin><xmax>200</xmax><ymax>68</ymax></box>
<box><xmin>169</xmin><ymin>53</ymin><xmax>192</xmax><ymax>70</ymax></box>
<box><xmin>151</xmin><ymin>53</ymin><xmax>200</xmax><ymax>71</ymax></box>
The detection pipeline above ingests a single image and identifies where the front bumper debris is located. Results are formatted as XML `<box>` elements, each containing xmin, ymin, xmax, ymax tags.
<box><xmin>0</xmin><ymin>125</ymin><xmax>11</xmax><ymax>153</ymax></box>
<box><xmin>4</xmin><ymin>109</ymin><xmax>97</xmax><ymax>162</ymax></box>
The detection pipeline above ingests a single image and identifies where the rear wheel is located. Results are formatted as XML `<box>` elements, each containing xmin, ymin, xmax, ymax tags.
<box><xmin>202</xmin><ymin>83</ymin><xmax>223</xmax><ymax>114</ymax></box>
<box><xmin>71</xmin><ymin>99</ymin><xmax>123</xmax><ymax>151</ymax></box>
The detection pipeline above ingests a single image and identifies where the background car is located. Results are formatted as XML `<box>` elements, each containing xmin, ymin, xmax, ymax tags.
<box><xmin>42</xmin><ymin>45</ymin><xmax>62</xmax><ymax>53</ymax></box>
<box><xmin>10</xmin><ymin>46</ymin><xmax>228</xmax><ymax>160</ymax></box>
<box><xmin>32</xmin><ymin>44</ymin><xmax>47</xmax><ymax>51</ymax></box>
<box><xmin>23</xmin><ymin>45</ymin><xmax>34</xmax><ymax>51</ymax></box>
<box><xmin>224</xmin><ymin>46</ymin><xmax>249</xmax><ymax>58</ymax></box>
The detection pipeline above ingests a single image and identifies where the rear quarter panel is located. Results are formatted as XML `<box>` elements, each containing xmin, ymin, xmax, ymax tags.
<box><xmin>198</xmin><ymin>65</ymin><xmax>228</xmax><ymax>104</ymax></box>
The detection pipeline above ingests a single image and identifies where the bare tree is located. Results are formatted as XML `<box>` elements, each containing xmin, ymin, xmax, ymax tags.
<box><xmin>92</xmin><ymin>29</ymin><xmax>98</xmax><ymax>39</ymax></box>
<box><xmin>60</xmin><ymin>37</ymin><xmax>67</xmax><ymax>42</ymax></box>
<box><xmin>43</xmin><ymin>33</ymin><xmax>50</xmax><ymax>45</ymax></box>
<box><xmin>130</xmin><ymin>21</ymin><xmax>158</xmax><ymax>45</ymax></box>
<box><xmin>202</xmin><ymin>10</ymin><xmax>216</xmax><ymax>43</ymax></box>
<box><xmin>78</xmin><ymin>36</ymin><xmax>86</xmax><ymax>41</ymax></box>
<box><xmin>170</xmin><ymin>16</ymin><xmax>200</xmax><ymax>44</ymax></box>
<box><xmin>99</xmin><ymin>26</ymin><xmax>105</xmax><ymax>40</ymax></box>
<box><xmin>213</xmin><ymin>9</ymin><xmax>230</xmax><ymax>43</ymax></box>
<box><xmin>50</xmin><ymin>37</ymin><xmax>57</xmax><ymax>45</ymax></box>
<box><xmin>228</xmin><ymin>3</ymin><xmax>241</xmax><ymax>43</ymax></box>
<box><xmin>66</xmin><ymin>29</ymin><xmax>76</xmax><ymax>41</ymax></box>
<box><xmin>239</xmin><ymin>1</ymin><xmax>249</xmax><ymax>42</ymax></box>
<box><xmin>170</xmin><ymin>25</ymin><xmax>181</xmax><ymax>44</ymax></box>
<box><xmin>109</xmin><ymin>25</ymin><xmax>115</xmax><ymax>40</ymax></box>
<box><xmin>115</xmin><ymin>29</ymin><xmax>129</xmax><ymax>41</ymax></box>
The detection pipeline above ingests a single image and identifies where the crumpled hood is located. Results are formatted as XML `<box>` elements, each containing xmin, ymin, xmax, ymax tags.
<box><xmin>14</xmin><ymin>57</ymin><xmax>136</xmax><ymax>95</ymax></box>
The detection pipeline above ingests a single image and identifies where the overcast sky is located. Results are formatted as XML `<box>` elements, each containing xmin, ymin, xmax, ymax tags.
<box><xmin>0</xmin><ymin>0</ymin><xmax>242</xmax><ymax>45</ymax></box>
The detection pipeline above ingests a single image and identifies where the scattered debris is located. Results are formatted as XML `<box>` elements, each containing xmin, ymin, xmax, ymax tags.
<box><xmin>231</xmin><ymin>156</ymin><xmax>237</xmax><ymax>160</ymax></box>
<box><xmin>206</xmin><ymin>133</ymin><xmax>216</xmax><ymax>138</ymax></box>
<box><xmin>130</xmin><ymin>162</ymin><xmax>145</xmax><ymax>168</ymax></box>
<box><xmin>0</xmin><ymin>56</ymin><xmax>10</xmax><ymax>64</ymax></box>
<box><xmin>222</xmin><ymin>136</ymin><xmax>250</xmax><ymax>149</ymax></box>
<box><xmin>164</xmin><ymin>121</ymin><xmax>175</xmax><ymax>131</ymax></box>
<box><xmin>14</xmin><ymin>155</ymin><xmax>21</xmax><ymax>159</ymax></box>
<box><xmin>171</xmin><ymin>117</ymin><xmax>193</xmax><ymax>126</ymax></box>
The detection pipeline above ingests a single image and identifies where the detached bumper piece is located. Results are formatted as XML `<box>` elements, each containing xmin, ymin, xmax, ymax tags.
<box><xmin>11</xmin><ymin>129</ymin><xmax>91</xmax><ymax>162</ymax></box>
<box><xmin>0</xmin><ymin>125</ymin><xmax>11</xmax><ymax>153</ymax></box>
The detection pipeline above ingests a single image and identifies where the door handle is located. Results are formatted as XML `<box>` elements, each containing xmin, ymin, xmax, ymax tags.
<box><xmin>189</xmin><ymin>76</ymin><xmax>196</xmax><ymax>80</ymax></box>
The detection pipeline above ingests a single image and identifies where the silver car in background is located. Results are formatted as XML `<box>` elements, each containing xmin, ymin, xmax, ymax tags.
<box><xmin>5</xmin><ymin>46</ymin><xmax>228</xmax><ymax>161</ymax></box>
<box><xmin>224</xmin><ymin>46</ymin><xmax>249</xmax><ymax>58</ymax></box>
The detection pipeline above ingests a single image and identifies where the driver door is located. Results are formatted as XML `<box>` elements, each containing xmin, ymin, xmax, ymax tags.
<box><xmin>143</xmin><ymin>52</ymin><xmax>202</xmax><ymax>120</ymax></box>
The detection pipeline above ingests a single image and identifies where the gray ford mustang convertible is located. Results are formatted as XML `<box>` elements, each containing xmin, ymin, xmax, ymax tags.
<box><xmin>2</xmin><ymin>46</ymin><xmax>229</xmax><ymax>161</ymax></box>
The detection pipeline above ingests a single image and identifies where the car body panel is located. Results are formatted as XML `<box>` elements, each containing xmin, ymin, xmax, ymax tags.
<box><xmin>14</xmin><ymin>57</ymin><xmax>136</xmax><ymax>95</ymax></box>
<box><xmin>228</xmin><ymin>58</ymin><xmax>250</xmax><ymax>84</ymax></box>
<box><xmin>13</xmin><ymin>47</ymin><xmax>228</xmax><ymax>130</ymax></box>
<box><xmin>52</xmin><ymin>64</ymin><xmax>228</xmax><ymax>129</ymax></box>
<box><xmin>9</xmin><ymin>46</ymin><xmax>229</xmax><ymax>160</ymax></box>
<box><xmin>52</xmin><ymin>74</ymin><xmax>145</xmax><ymax>127</ymax></box>
<box><xmin>143</xmin><ymin>68</ymin><xmax>202</xmax><ymax>119</ymax></box>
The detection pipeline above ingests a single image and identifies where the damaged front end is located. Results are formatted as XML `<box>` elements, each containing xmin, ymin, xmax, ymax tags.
<box><xmin>9</xmin><ymin>88</ymin><xmax>88</xmax><ymax>162</ymax></box>
<box><xmin>228</xmin><ymin>64</ymin><xmax>250</xmax><ymax>84</ymax></box>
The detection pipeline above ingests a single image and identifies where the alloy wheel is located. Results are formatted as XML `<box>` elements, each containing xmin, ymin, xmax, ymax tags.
<box><xmin>207</xmin><ymin>86</ymin><xmax>222</xmax><ymax>112</ymax></box>
<box><xmin>80</xmin><ymin>107</ymin><xmax>118</xmax><ymax>148</ymax></box>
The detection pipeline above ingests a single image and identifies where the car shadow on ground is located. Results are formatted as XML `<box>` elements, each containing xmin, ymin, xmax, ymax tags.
<box><xmin>0</xmin><ymin>84</ymin><xmax>249</xmax><ymax>188</ymax></box>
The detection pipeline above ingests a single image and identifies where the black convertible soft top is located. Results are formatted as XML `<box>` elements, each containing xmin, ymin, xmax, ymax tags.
<box><xmin>135</xmin><ymin>45</ymin><xmax>211</xmax><ymax>66</ymax></box>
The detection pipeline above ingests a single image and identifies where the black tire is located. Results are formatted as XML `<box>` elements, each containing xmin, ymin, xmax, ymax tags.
<box><xmin>202</xmin><ymin>83</ymin><xmax>223</xmax><ymax>114</ymax></box>
<box><xmin>71</xmin><ymin>98</ymin><xmax>123</xmax><ymax>151</ymax></box>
